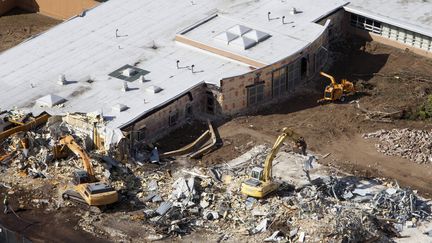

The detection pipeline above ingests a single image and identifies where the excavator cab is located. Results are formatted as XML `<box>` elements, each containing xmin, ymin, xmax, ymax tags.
<box><xmin>243</xmin><ymin>167</ymin><xmax>264</xmax><ymax>187</ymax></box>
<box><xmin>73</xmin><ymin>170</ymin><xmax>92</xmax><ymax>185</ymax></box>
<box><xmin>324</xmin><ymin>88</ymin><xmax>333</xmax><ymax>99</ymax></box>
<box><xmin>250</xmin><ymin>167</ymin><xmax>264</xmax><ymax>180</ymax></box>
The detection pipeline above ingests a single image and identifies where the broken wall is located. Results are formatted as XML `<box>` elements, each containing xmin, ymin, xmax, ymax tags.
<box><xmin>316</xmin><ymin>8</ymin><xmax>348</xmax><ymax>43</ymax></box>
<box><xmin>218</xmin><ymin>24</ymin><xmax>330</xmax><ymax>115</ymax></box>
<box><xmin>344</xmin><ymin>12</ymin><xmax>432</xmax><ymax>58</ymax></box>
<box><xmin>122</xmin><ymin>83</ymin><xmax>207</xmax><ymax>143</ymax></box>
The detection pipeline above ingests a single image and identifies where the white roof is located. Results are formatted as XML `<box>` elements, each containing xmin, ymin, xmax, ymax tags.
<box><xmin>183</xmin><ymin>14</ymin><xmax>328</xmax><ymax>65</ymax></box>
<box><xmin>345</xmin><ymin>0</ymin><xmax>432</xmax><ymax>37</ymax></box>
<box><xmin>0</xmin><ymin>0</ymin><xmax>346</xmax><ymax>131</ymax></box>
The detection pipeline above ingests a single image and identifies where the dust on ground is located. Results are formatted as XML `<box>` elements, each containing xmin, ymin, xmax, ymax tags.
<box><xmin>0</xmin><ymin>8</ymin><xmax>61</xmax><ymax>52</ymax></box>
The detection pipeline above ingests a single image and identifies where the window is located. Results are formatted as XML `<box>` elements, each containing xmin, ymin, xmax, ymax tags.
<box><xmin>247</xmin><ymin>83</ymin><xmax>264</xmax><ymax>106</ymax></box>
<box><xmin>350</xmin><ymin>13</ymin><xmax>382</xmax><ymax>34</ymax></box>
<box><xmin>185</xmin><ymin>103</ymin><xmax>193</xmax><ymax>117</ymax></box>
<box><xmin>287</xmin><ymin>59</ymin><xmax>301</xmax><ymax>89</ymax></box>
<box><xmin>315</xmin><ymin>47</ymin><xmax>328</xmax><ymax>73</ymax></box>
<box><xmin>351</xmin><ymin>13</ymin><xmax>432</xmax><ymax>52</ymax></box>
<box><xmin>137</xmin><ymin>127</ymin><xmax>146</xmax><ymax>140</ymax></box>
<box><xmin>169</xmin><ymin>111</ymin><xmax>179</xmax><ymax>126</ymax></box>
<box><xmin>272</xmin><ymin>67</ymin><xmax>287</xmax><ymax>97</ymax></box>
<box><xmin>381</xmin><ymin>23</ymin><xmax>432</xmax><ymax>51</ymax></box>
<box><xmin>301</xmin><ymin>57</ymin><xmax>308</xmax><ymax>79</ymax></box>
<box><xmin>206</xmin><ymin>91</ymin><xmax>214</xmax><ymax>113</ymax></box>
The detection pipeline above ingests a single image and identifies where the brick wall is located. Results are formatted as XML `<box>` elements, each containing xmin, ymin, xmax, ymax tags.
<box><xmin>122</xmin><ymin>83</ymin><xmax>207</xmax><ymax>142</ymax></box>
<box><xmin>218</xmin><ymin>25</ymin><xmax>329</xmax><ymax>115</ymax></box>
<box><xmin>316</xmin><ymin>8</ymin><xmax>348</xmax><ymax>43</ymax></box>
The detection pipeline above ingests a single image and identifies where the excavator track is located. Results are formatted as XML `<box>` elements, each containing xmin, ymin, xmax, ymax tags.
<box><xmin>62</xmin><ymin>190</ymin><xmax>102</xmax><ymax>214</ymax></box>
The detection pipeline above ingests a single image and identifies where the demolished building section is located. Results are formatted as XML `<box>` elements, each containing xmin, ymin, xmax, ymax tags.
<box><xmin>3</xmin><ymin>129</ymin><xmax>430</xmax><ymax>242</ymax></box>
<box><xmin>0</xmin><ymin>0</ymin><xmax>348</xmax><ymax>152</ymax></box>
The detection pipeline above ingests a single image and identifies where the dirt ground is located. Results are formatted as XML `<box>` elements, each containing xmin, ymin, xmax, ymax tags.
<box><xmin>0</xmin><ymin>8</ymin><xmax>61</xmax><ymax>52</ymax></box>
<box><xmin>2</xmin><ymin>32</ymin><xmax>432</xmax><ymax>241</ymax></box>
<box><xmin>198</xmin><ymin>39</ymin><xmax>432</xmax><ymax>196</ymax></box>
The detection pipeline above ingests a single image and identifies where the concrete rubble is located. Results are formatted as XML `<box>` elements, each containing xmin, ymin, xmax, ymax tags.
<box><xmin>1</xmin><ymin>114</ymin><xmax>432</xmax><ymax>242</ymax></box>
<box><xmin>363</xmin><ymin>129</ymin><xmax>432</xmax><ymax>164</ymax></box>
<box><xmin>76</xmin><ymin>145</ymin><xmax>432</xmax><ymax>242</ymax></box>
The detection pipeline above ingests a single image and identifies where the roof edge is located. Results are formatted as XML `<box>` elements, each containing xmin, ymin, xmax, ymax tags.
<box><xmin>344</xmin><ymin>5</ymin><xmax>432</xmax><ymax>38</ymax></box>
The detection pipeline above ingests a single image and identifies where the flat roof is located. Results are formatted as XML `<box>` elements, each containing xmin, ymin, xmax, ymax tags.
<box><xmin>345</xmin><ymin>0</ymin><xmax>432</xmax><ymax>37</ymax></box>
<box><xmin>0</xmin><ymin>0</ymin><xmax>345</xmax><ymax>131</ymax></box>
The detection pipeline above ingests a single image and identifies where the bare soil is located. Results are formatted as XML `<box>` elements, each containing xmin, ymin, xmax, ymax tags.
<box><xmin>197</xmin><ymin>39</ymin><xmax>432</xmax><ymax>197</ymax></box>
<box><xmin>0</xmin><ymin>8</ymin><xmax>61</xmax><ymax>52</ymax></box>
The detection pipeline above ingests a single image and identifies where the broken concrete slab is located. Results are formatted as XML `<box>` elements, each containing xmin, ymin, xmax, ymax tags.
<box><xmin>156</xmin><ymin>202</ymin><xmax>173</xmax><ymax>216</ymax></box>
<box><xmin>298</xmin><ymin>232</ymin><xmax>305</xmax><ymax>242</ymax></box>
<box><xmin>251</xmin><ymin>218</ymin><xmax>269</xmax><ymax>235</ymax></box>
<box><xmin>264</xmin><ymin>231</ymin><xmax>284</xmax><ymax>242</ymax></box>
<box><xmin>147</xmin><ymin>180</ymin><xmax>158</xmax><ymax>191</ymax></box>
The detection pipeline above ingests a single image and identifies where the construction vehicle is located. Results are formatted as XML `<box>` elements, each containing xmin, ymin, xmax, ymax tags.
<box><xmin>57</xmin><ymin>135</ymin><xmax>118</xmax><ymax>208</ymax></box>
<box><xmin>317</xmin><ymin>72</ymin><xmax>355</xmax><ymax>103</ymax></box>
<box><xmin>0</xmin><ymin>113</ymin><xmax>50</xmax><ymax>142</ymax></box>
<box><xmin>241</xmin><ymin>127</ymin><xmax>305</xmax><ymax>198</ymax></box>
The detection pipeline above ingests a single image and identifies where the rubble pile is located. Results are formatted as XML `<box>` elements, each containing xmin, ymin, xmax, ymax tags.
<box><xmin>2</xmin><ymin>112</ymin><xmax>432</xmax><ymax>243</ymax></box>
<box><xmin>372</xmin><ymin>187</ymin><xmax>430</xmax><ymax>223</ymax></box>
<box><xmin>72</xmin><ymin>147</ymin><xmax>428</xmax><ymax>242</ymax></box>
<box><xmin>363</xmin><ymin>129</ymin><xmax>432</xmax><ymax>164</ymax></box>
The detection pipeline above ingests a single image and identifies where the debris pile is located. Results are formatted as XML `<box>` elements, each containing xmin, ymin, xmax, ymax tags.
<box><xmin>372</xmin><ymin>187</ymin><xmax>430</xmax><ymax>223</ymax></box>
<box><xmin>363</xmin><ymin>129</ymin><xmax>432</xmax><ymax>164</ymax></box>
<box><xmin>76</xmin><ymin>145</ymin><xmax>431</xmax><ymax>242</ymax></box>
<box><xmin>1</xmin><ymin>110</ymin><xmax>432</xmax><ymax>242</ymax></box>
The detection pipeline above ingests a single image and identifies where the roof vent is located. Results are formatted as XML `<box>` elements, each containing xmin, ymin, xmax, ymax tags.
<box><xmin>243</xmin><ymin>30</ymin><xmax>271</xmax><ymax>42</ymax></box>
<box><xmin>146</xmin><ymin>85</ymin><xmax>163</xmax><ymax>94</ymax></box>
<box><xmin>36</xmin><ymin>94</ymin><xmax>66</xmax><ymax>108</ymax></box>
<box><xmin>290</xmin><ymin>7</ymin><xmax>297</xmax><ymax>15</ymax></box>
<box><xmin>122</xmin><ymin>68</ymin><xmax>138</xmax><ymax>77</ymax></box>
<box><xmin>227</xmin><ymin>25</ymin><xmax>251</xmax><ymax>36</ymax></box>
<box><xmin>122</xmin><ymin>81</ymin><xmax>129</xmax><ymax>92</ymax></box>
<box><xmin>139</xmin><ymin>75</ymin><xmax>148</xmax><ymax>83</ymax></box>
<box><xmin>214</xmin><ymin>25</ymin><xmax>270</xmax><ymax>49</ymax></box>
<box><xmin>214</xmin><ymin>31</ymin><xmax>238</xmax><ymax>43</ymax></box>
<box><xmin>229</xmin><ymin>36</ymin><xmax>257</xmax><ymax>50</ymax></box>
<box><xmin>112</xmin><ymin>103</ymin><xmax>128</xmax><ymax>112</ymax></box>
<box><xmin>58</xmin><ymin>74</ymin><xmax>66</xmax><ymax>85</ymax></box>
<box><xmin>109</xmin><ymin>64</ymin><xmax>150</xmax><ymax>82</ymax></box>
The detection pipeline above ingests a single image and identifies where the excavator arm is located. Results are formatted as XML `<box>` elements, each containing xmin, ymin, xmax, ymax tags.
<box><xmin>59</xmin><ymin>135</ymin><xmax>95</xmax><ymax>180</ymax></box>
<box><xmin>262</xmin><ymin>128</ymin><xmax>295</xmax><ymax>182</ymax></box>
<box><xmin>320</xmin><ymin>72</ymin><xmax>337</xmax><ymax>85</ymax></box>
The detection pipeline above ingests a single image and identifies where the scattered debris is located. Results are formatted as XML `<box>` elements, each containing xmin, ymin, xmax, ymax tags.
<box><xmin>1</xmin><ymin>110</ymin><xmax>431</xmax><ymax>242</ymax></box>
<box><xmin>364</xmin><ymin>129</ymin><xmax>432</xmax><ymax>164</ymax></box>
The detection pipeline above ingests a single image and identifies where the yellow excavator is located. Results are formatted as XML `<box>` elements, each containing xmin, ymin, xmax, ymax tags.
<box><xmin>317</xmin><ymin>72</ymin><xmax>355</xmax><ymax>103</ymax></box>
<box><xmin>56</xmin><ymin>135</ymin><xmax>118</xmax><ymax>208</ymax></box>
<box><xmin>241</xmin><ymin>128</ymin><xmax>305</xmax><ymax>198</ymax></box>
